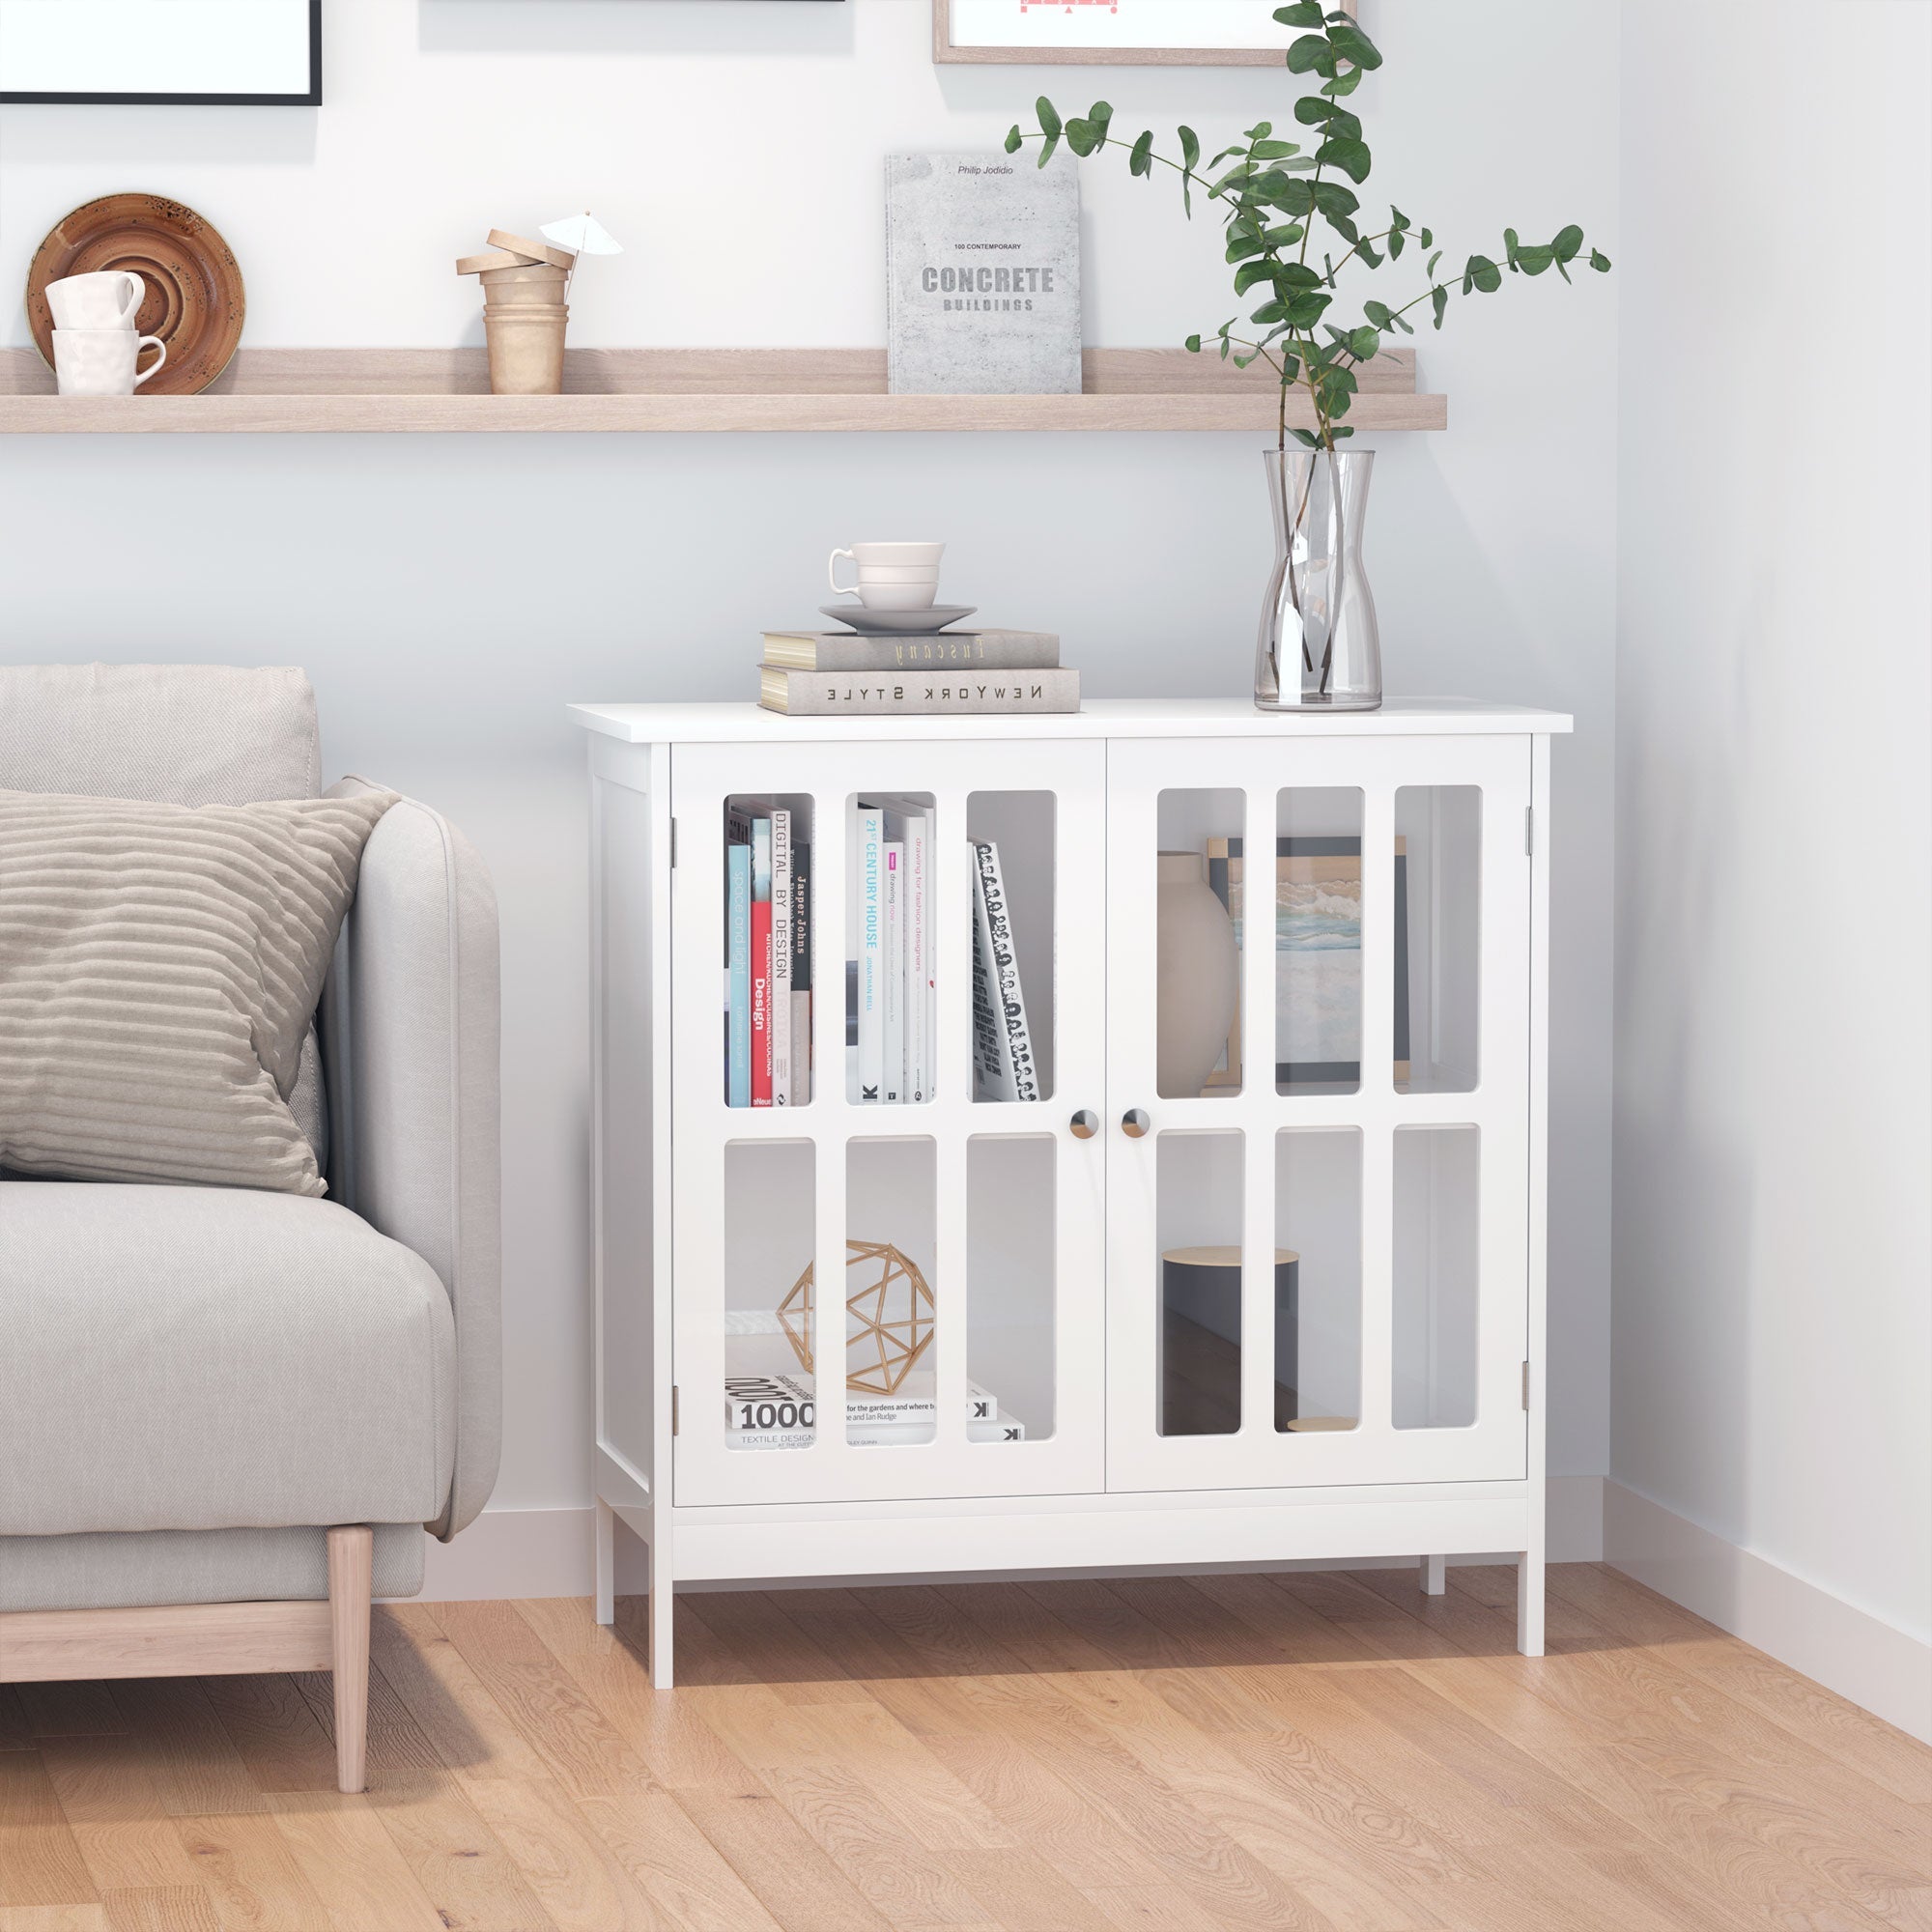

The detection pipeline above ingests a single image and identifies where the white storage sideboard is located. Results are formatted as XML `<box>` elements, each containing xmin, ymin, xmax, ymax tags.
<box><xmin>572</xmin><ymin>698</ymin><xmax>1568</xmax><ymax>1688</ymax></box>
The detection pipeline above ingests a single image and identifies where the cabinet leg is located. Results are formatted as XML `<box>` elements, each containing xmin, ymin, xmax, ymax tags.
<box><xmin>1419</xmin><ymin>1553</ymin><xmax>1446</xmax><ymax>1597</ymax></box>
<box><xmin>1517</xmin><ymin>1547</ymin><xmax>1545</xmax><ymax>1658</ymax></box>
<box><xmin>594</xmin><ymin>1498</ymin><xmax>616</xmax><ymax>1628</ymax></box>
<box><xmin>648</xmin><ymin>1533</ymin><xmax>674</xmax><ymax>1690</ymax></box>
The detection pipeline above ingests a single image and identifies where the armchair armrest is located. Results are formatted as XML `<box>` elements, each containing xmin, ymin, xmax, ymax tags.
<box><xmin>321</xmin><ymin>780</ymin><xmax>501</xmax><ymax>1539</ymax></box>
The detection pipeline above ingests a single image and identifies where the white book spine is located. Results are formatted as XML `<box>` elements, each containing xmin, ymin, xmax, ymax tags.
<box><xmin>882</xmin><ymin>842</ymin><xmax>904</xmax><ymax>1104</ymax></box>
<box><xmin>854</xmin><ymin>804</ymin><xmax>884</xmax><ymax>1104</ymax></box>
<box><xmin>978</xmin><ymin>840</ymin><xmax>1038</xmax><ymax>1102</ymax></box>
<box><xmin>903</xmin><ymin>810</ymin><xmax>930</xmax><ymax>1102</ymax></box>
<box><xmin>971</xmin><ymin>844</ymin><xmax>1018</xmax><ymax>1101</ymax></box>
<box><xmin>770</xmin><ymin>809</ymin><xmax>793</xmax><ymax>1105</ymax></box>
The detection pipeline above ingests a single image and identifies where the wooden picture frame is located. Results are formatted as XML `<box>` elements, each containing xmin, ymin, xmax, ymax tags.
<box><xmin>934</xmin><ymin>0</ymin><xmax>1353</xmax><ymax>68</ymax></box>
<box><xmin>0</xmin><ymin>0</ymin><xmax>322</xmax><ymax>105</ymax></box>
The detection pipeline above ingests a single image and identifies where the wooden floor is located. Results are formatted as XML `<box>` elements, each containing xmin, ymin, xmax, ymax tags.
<box><xmin>3</xmin><ymin>1563</ymin><xmax>1928</xmax><ymax>1932</ymax></box>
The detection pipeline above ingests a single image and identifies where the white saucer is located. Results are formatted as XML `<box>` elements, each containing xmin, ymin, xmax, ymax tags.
<box><xmin>819</xmin><ymin>604</ymin><xmax>978</xmax><ymax>635</ymax></box>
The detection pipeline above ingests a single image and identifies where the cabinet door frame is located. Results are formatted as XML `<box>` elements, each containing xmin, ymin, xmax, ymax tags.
<box><xmin>1103</xmin><ymin>733</ymin><xmax>1533</xmax><ymax>1492</ymax></box>
<box><xmin>668</xmin><ymin>737</ymin><xmax>1109</xmax><ymax>1508</ymax></box>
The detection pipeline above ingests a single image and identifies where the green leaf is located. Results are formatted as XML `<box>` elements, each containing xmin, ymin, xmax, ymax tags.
<box><xmin>1349</xmin><ymin>326</ymin><xmax>1379</xmax><ymax>360</ymax></box>
<box><xmin>1552</xmin><ymin>223</ymin><xmax>1583</xmax><ymax>263</ymax></box>
<box><xmin>1363</xmin><ymin>298</ymin><xmax>1393</xmax><ymax>327</ymax></box>
<box><xmin>1262</xmin><ymin>222</ymin><xmax>1307</xmax><ymax>246</ymax></box>
<box><xmin>1387</xmin><ymin>228</ymin><xmax>1405</xmax><ymax>258</ymax></box>
<box><xmin>1327</xmin><ymin>21</ymin><xmax>1383</xmax><ymax>69</ymax></box>
<box><xmin>1392</xmin><ymin>311</ymin><xmax>1414</xmax><ymax>334</ymax></box>
<box><xmin>1390</xmin><ymin>206</ymin><xmax>1411</xmax><ymax>231</ymax></box>
<box><xmin>1287</xmin><ymin>33</ymin><xmax>1334</xmax><ymax>73</ymax></box>
<box><xmin>1180</xmin><ymin>126</ymin><xmax>1201</xmax><ymax>173</ymax></box>
<box><xmin>1432</xmin><ymin>285</ymin><xmax>1450</xmax><ymax>328</ymax></box>
<box><xmin>1291</xmin><ymin>427</ymin><xmax>1323</xmax><ymax>450</ymax></box>
<box><xmin>1590</xmin><ymin>248</ymin><xmax>1613</xmax><ymax>271</ymax></box>
<box><xmin>1273</xmin><ymin>1</ymin><xmax>1325</xmax><ymax>24</ymax></box>
<box><xmin>1329</xmin><ymin>423</ymin><xmax>1355</xmax><ymax>440</ymax></box>
<box><xmin>1503</xmin><ymin>227</ymin><xmax>1520</xmax><ymax>266</ymax></box>
<box><xmin>1278</xmin><ymin>262</ymin><xmax>1323</xmax><ymax>288</ymax></box>
<box><xmin>1004</xmin><ymin>126</ymin><xmax>1023</xmax><ymax>156</ymax></box>
<box><xmin>1245</xmin><ymin>121</ymin><xmax>1274</xmax><ymax>140</ymax></box>
<box><xmin>1316</xmin><ymin>135</ymin><xmax>1372</xmax><ymax>183</ymax></box>
<box><xmin>1065</xmin><ymin>119</ymin><xmax>1100</xmax><ymax>157</ymax></box>
<box><xmin>1037</xmin><ymin>97</ymin><xmax>1062</xmax><ymax>141</ymax></box>
<box><xmin>1251</xmin><ymin>140</ymin><xmax>1300</xmax><ymax>159</ymax></box>
<box><xmin>1418</xmin><ymin>226</ymin><xmax>1434</xmax><ymax>247</ymax></box>
<box><xmin>1250</xmin><ymin>300</ymin><xmax>1288</xmax><ymax>325</ymax></box>
<box><xmin>1285</xmin><ymin>291</ymin><xmax>1332</xmax><ymax>326</ymax></box>
<box><xmin>1234</xmin><ymin>260</ymin><xmax>1277</xmax><ymax>296</ymax></box>
<box><xmin>1426</xmin><ymin>248</ymin><xmax>1442</xmax><ymax>279</ymax></box>
<box><xmin>1312</xmin><ymin>181</ymin><xmax>1360</xmax><ymax>218</ymax></box>
<box><xmin>1234</xmin><ymin>352</ymin><xmax>1258</xmax><ymax>369</ymax></box>
<box><xmin>1185</xmin><ymin>333</ymin><xmax>1203</xmax><ymax>353</ymax></box>
<box><xmin>1355</xmin><ymin>236</ymin><xmax>1382</xmax><ymax>267</ymax></box>
<box><xmin>1463</xmin><ymin>253</ymin><xmax>1502</xmax><ymax>294</ymax></box>
<box><xmin>1226</xmin><ymin>232</ymin><xmax>1266</xmax><ymax>265</ymax></box>
<box><xmin>1037</xmin><ymin>132</ymin><xmax>1060</xmax><ymax>169</ymax></box>
<box><xmin>1130</xmin><ymin>129</ymin><xmax>1155</xmax><ymax>178</ymax></box>
<box><xmin>1516</xmin><ymin>243</ymin><xmax>1554</xmax><ymax>275</ymax></box>
<box><xmin>1321</xmin><ymin>64</ymin><xmax>1364</xmax><ymax>97</ymax></box>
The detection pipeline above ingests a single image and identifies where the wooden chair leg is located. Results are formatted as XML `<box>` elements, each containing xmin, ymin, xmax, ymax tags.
<box><xmin>327</xmin><ymin>1525</ymin><xmax>373</xmax><ymax>1793</ymax></box>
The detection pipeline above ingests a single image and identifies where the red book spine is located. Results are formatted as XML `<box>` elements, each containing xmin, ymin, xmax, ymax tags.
<box><xmin>751</xmin><ymin>900</ymin><xmax>773</xmax><ymax>1107</ymax></box>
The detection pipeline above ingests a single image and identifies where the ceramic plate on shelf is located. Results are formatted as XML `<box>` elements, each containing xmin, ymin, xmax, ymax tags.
<box><xmin>818</xmin><ymin>604</ymin><xmax>978</xmax><ymax>634</ymax></box>
<box><xmin>26</xmin><ymin>194</ymin><xmax>246</xmax><ymax>397</ymax></box>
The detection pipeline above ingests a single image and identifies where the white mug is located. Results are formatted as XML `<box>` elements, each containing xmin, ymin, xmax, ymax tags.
<box><xmin>53</xmin><ymin>327</ymin><xmax>168</xmax><ymax>396</ymax></box>
<box><xmin>46</xmin><ymin>270</ymin><xmax>145</xmax><ymax>330</ymax></box>
<box><xmin>829</xmin><ymin>541</ymin><xmax>946</xmax><ymax>611</ymax></box>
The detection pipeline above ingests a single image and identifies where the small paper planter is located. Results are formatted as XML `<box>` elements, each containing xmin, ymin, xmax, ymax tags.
<box><xmin>483</xmin><ymin>306</ymin><xmax>568</xmax><ymax>395</ymax></box>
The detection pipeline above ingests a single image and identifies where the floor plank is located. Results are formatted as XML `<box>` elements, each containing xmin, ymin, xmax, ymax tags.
<box><xmin>1</xmin><ymin>1569</ymin><xmax>1924</xmax><ymax>1932</ymax></box>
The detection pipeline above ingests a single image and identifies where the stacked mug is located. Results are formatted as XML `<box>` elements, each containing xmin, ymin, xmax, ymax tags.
<box><xmin>456</xmin><ymin>229</ymin><xmax>576</xmax><ymax>396</ymax></box>
<box><xmin>46</xmin><ymin>270</ymin><xmax>167</xmax><ymax>396</ymax></box>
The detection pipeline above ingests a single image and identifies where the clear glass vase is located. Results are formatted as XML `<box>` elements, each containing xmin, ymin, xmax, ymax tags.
<box><xmin>1255</xmin><ymin>446</ymin><xmax>1382</xmax><ymax>713</ymax></box>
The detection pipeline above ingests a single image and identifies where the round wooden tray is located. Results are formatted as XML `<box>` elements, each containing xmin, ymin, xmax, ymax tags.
<box><xmin>26</xmin><ymin>194</ymin><xmax>245</xmax><ymax>397</ymax></box>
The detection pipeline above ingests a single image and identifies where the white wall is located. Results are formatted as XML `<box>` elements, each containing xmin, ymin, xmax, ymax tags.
<box><xmin>0</xmin><ymin>1</ymin><xmax>1620</xmax><ymax>1526</ymax></box>
<box><xmin>1614</xmin><ymin>0</ymin><xmax>1932</xmax><ymax>1684</ymax></box>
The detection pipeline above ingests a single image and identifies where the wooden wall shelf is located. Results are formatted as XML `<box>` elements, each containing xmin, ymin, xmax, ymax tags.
<box><xmin>0</xmin><ymin>346</ymin><xmax>1446</xmax><ymax>435</ymax></box>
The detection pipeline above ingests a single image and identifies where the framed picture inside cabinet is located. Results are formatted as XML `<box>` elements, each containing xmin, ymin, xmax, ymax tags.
<box><xmin>0</xmin><ymin>0</ymin><xmax>323</xmax><ymax>104</ymax></box>
<box><xmin>935</xmin><ymin>0</ymin><xmax>1353</xmax><ymax>67</ymax></box>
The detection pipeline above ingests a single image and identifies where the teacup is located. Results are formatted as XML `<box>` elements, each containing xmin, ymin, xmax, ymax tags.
<box><xmin>53</xmin><ymin>327</ymin><xmax>168</xmax><ymax>396</ymax></box>
<box><xmin>829</xmin><ymin>541</ymin><xmax>946</xmax><ymax>611</ymax></box>
<box><xmin>46</xmin><ymin>270</ymin><xmax>145</xmax><ymax>330</ymax></box>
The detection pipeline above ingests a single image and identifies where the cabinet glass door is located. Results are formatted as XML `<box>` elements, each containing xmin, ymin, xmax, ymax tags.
<box><xmin>669</xmin><ymin>738</ymin><xmax>1107</xmax><ymax>1507</ymax></box>
<box><xmin>1106</xmin><ymin>734</ymin><xmax>1531</xmax><ymax>1492</ymax></box>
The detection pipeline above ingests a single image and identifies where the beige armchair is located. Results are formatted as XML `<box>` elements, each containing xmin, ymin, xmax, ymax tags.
<box><xmin>0</xmin><ymin>664</ymin><xmax>500</xmax><ymax>1792</ymax></box>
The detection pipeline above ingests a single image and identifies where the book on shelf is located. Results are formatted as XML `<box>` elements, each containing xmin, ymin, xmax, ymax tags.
<box><xmin>759</xmin><ymin>667</ymin><xmax>1079</xmax><ymax>717</ymax></box>
<box><xmin>879</xmin><ymin>798</ymin><xmax>932</xmax><ymax>1103</ymax></box>
<box><xmin>751</xmin><ymin>815</ymin><xmax>774</xmax><ymax>1107</ymax></box>
<box><xmin>769</xmin><ymin>808</ymin><xmax>794</xmax><ymax>1106</ymax></box>
<box><xmin>882</xmin><ymin>839</ymin><xmax>905</xmax><ymax>1104</ymax></box>
<box><xmin>724</xmin><ymin>809</ymin><xmax>753</xmax><ymax>1108</ymax></box>
<box><xmin>886</xmin><ymin>150</ymin><xmax>1082</xmax><ymax>397</ymax></box>
<box><xmin>762</xmin><ymin>629</ymin><xmax>1061</xmax><ymax>672</ymax></box>
<box><xmin>789</xmin><ymin>837</ymin><xmax>812</xmax><ymax>1105</ymax></box>
<box><xmin>724</xmin><ymin>1372</ymin><xmax>1002</xmax><ymax>1433</ymax></box>
<box><xmin>971</xmin><ymin>838</ymin><xmax>1039</xmax><ymax>1102</ymax></box>
<box><xmin>849</xmin><ymin>802</ymin><xmax>885</xmax><ymax>1103</ymax></box>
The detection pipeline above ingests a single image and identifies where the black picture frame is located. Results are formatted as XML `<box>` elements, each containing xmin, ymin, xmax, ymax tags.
<box><xmin>0</xmin><ymin>0</ymin><xmax>322</xmax><ymax>105</ymax></box>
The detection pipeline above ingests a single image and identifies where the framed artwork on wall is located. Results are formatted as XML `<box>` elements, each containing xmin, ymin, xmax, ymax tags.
<box><xmin>935</xmin><ymin>0</ymin><xmax>1353</xmax><ymax>67</ymax></box>
<box><xmin>0</xmin><ymin>0</ymin><xmax>322</xmax><ymax>105</ymax></box>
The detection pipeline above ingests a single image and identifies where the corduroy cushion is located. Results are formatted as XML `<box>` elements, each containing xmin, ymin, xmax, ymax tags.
<box><xmin>0</xmin><ymin>787</ymin><xmax>395</xmax><ymax>1195</ymax></box>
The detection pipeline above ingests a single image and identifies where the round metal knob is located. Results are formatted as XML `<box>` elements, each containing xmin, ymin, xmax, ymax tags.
<box><xmin>1069</xmin><ymin>1109</ymin><xmax>1099</xmax><ymax>1140</ymax></box>
<box><xmin>1122</xmin><ymin>1107</ymin><xmax>1151</xmax><ymax>1139</ymax></box>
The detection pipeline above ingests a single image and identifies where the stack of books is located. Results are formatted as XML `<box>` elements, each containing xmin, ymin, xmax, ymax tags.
<box><xmin>724</xmin><ymin>1370</ymin><xmax>1026</xmax><ymax>1450</ymax></box>
<box><xmin>757</xmin><ymin>627</ymin><xmax>1078</xmax><ymax>716</ymax></box>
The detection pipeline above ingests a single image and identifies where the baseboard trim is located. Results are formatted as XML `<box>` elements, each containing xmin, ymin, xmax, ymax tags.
<box><xmin>416</xmin><ymin>1477</ymin><xmax>1605</xmax><ymax>1604</ymax></box>
<box><xmin>1604</xmin><ymin>1480</ymin><xmax>1931</xmax><ymax>1744</ymax></box>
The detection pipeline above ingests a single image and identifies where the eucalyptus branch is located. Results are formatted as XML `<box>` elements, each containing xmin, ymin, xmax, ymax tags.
<box><xmin>1006</xmin><ymin>1</ymin><xmax>1611</xmax><ymax>455</ymax></box>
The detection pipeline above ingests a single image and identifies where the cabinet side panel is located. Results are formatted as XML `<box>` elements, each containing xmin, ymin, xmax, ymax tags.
<box><xmin>594</xmin><ymin>748</ymin><xmax>663</xmax><ymax>1489</ymax></box>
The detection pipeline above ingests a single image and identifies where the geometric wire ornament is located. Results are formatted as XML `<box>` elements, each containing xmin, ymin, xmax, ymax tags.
<box><xmin>778</xmin><ymin>1238</ymin><xmax>937</xmax><ymax>1395</ymax></box>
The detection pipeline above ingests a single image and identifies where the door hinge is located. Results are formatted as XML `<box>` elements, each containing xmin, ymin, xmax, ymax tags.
<box><xmin>1524</xmin><ymin>806</ymin><xmax>1534</xmax><ymax>857</ymax></box>
<box><xmin>669</xmin><ymin>817</ymin><xmax>677</xmax><ymax>868</ymax></box>
<box><xmin>1521</xmin><ymin>1361</ymin><xmax>1532</xmax><ymax>1410</ymax></box>
<box><xmin>671</xmin><ymin>1385</ymin><xmax>679</xmax><ymax>1435</ymax></box>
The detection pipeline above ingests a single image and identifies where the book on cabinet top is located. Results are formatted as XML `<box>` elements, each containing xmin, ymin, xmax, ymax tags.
<box><xmin>762</xmin><ymin>629</ymin><xmax>1061</xmax><ymax>672</ymax></box>
<box><xmin>760</xmin><ymin>666</ymin><xmax>1079</xmax><ymax>717</ymax></box>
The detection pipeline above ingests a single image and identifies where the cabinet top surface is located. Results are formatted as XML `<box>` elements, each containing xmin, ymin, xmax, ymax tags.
<box><xmin>568</xmin><ymin>697</ymin><xmax>1574</xmax><ymax>745</ymax></box>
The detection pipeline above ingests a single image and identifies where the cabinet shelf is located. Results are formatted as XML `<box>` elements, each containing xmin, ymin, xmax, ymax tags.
<box><xmin>0</xmin><ymin>346</ymin><xmax>1446</xmax><ymax>435</ymax></box>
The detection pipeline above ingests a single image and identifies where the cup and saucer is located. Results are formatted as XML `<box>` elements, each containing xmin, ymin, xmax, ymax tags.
<box><xmin>823</xmin><ymin>542</ymin><xmax>975</xmax><ymax>633</ymax></box>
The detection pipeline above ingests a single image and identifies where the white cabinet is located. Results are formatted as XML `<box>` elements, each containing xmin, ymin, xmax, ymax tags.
<box><xmin>574</xmin><ymin>699</ymin><xmax>1567</xmax><ymax>1688</ymax></box>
